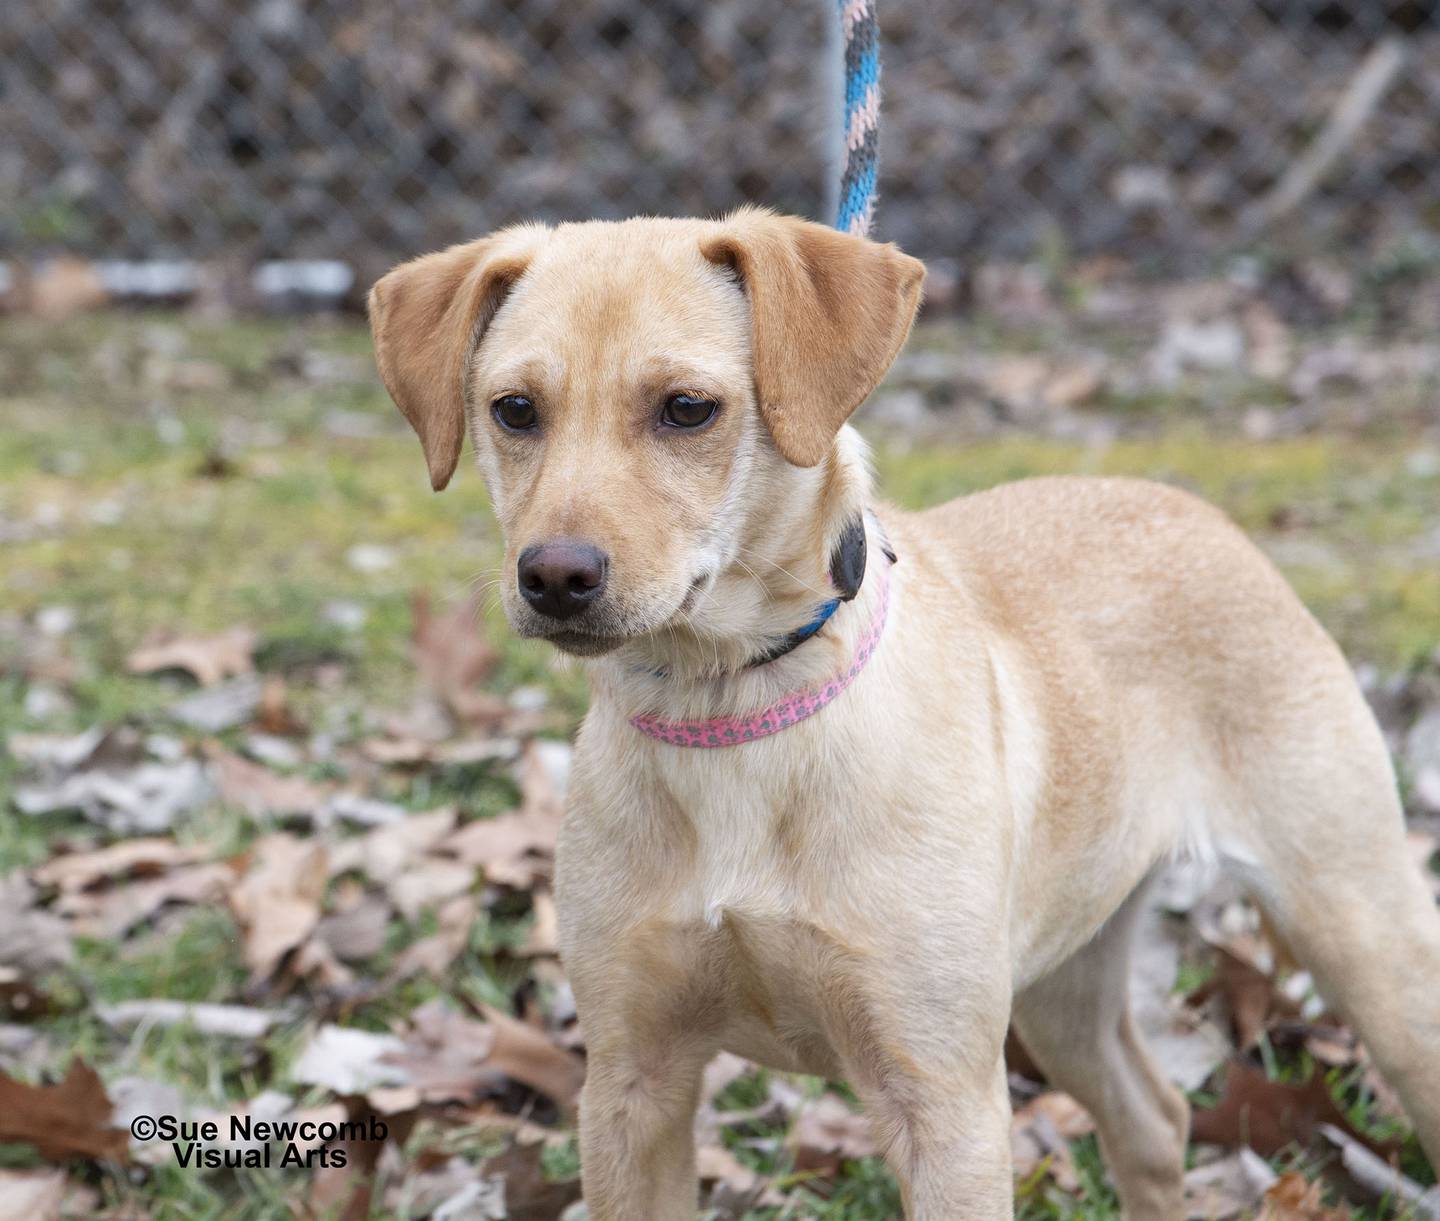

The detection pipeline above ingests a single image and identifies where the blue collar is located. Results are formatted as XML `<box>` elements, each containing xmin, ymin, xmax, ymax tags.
<box><xmin>745</xmin><ymin>598</ymin><xmax>842</xmax><ymax>667</ymax></box>
<box><xmin>641</xmin><ymin>513</ymin><xmax>880</xmax><ymax>678</ymax></box>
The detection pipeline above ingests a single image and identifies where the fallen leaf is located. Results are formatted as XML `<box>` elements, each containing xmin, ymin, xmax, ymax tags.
<box><xmin>291</xmin><ymin>1025</ymin><xmax>410</xmax><ymax>1095</ymax></box>
<box><xmin>441</xmin><ymin>747</ymin><xmax>565</xmax><ymax>888</ymax></box>
<box><xmin>53</xmin><ymin>861</ymin><xmax>233</xmax><ymax>939</ymax></box>
<box><xmin>0</xmin><ymin>1167</ymin><xmax>67</xmax><ymax>1221</ymax></box>
<box><xmin>15</xmin><ymin>760</ymin><xmax>211</xmax><ymax>833</ymax></box>
<box><xmin>1131</xmin><ymin>900</ymin><xmax>1233</xmax><ymax>1090</ymax></box>
<box><xmin>0</xmin><ymin>969</ymin><xmax>55</xmax><ymax>1022</ymax></box>
<box><xmin>0</xmin><ymin>1059</ymin><xmax>128</xmax><ymax>1161</ymax></box>
<box><xmin>387</xmin><ymin>859</ymin><xmax>474</xmax><ymax>923</ymax></box>
<box><xmin>1184</xmin><ymin>1148</ymin><xmax>1279</xmax><ymax>1219</ymax></box>
<box><xmin>211</xmin><ymin>748</ymin><xmax>330</xmax><ymax>820</ymax></box>
<box><xmin>384</xmin><ymin>1000</ymin><xmax>585</xmax><ymax>1108</ymax></box>
<box><xmin>33</xmin><ymin>838</ymin><xmax>206</xmax><ymax>894</ymax></box>
<box><xmin>520</xmin><ymin>890</ymin><xmax>559</xmax><ymax>956</ymax></box>
<box><xmin>389</xmin><ymin>1156</ymin><xmax>505</xmax><ymax>1220</ymax></box>
<box><xmin>228</xmin><ymin>833</ymin><xmax>329</xmax><ymax>981</ymax></box>
<box><xmin>327</xmin><ymin>807</ymin><xmax>457</xmax><ymax>885</ymax></box>
<box><xmin>1191</xmin><ymin>1059</ymin><xmax>1395</xmax><ymax>1160</ymax></box>
<box><xmin>412</xmin><ymin>593</ymin><xmax>499</xmax><ymax>724</ymax></box>
<box><xmin>167</xmin><ymin>675</ymin><xmax>262</xmax><ymax>732</ymax></box>
<box><xmin>697</xmin><ymin>1141</ymin><xmax>776</xmax><ymax>1210</ymax></box>
<box><xmin>479</xmin><ymin>1139</ymin><xmax>581</xmax><ymax>1220</ymax></box>
<box><xmin>1017</xmin><ymin>1090</ymin><xmax>1093</xmax><ymax>1139</ymax></box>
<box><xmin>316</xmin><ymin>887</ymin><xmax>390</xmax><ymax>962</ymax></box>
<box><xmin>1211</xmin><ymin>949</ymin><xmax>1291</xmax><ymax>1050</ymax></box>
<box><xmin>787</xmin><ymin>1092</ymin><xmax>876</xmax><ymax>1175</ymax></box>
<box><xmin>385</xmin><ymin>895</ymin><xmax>476</xmax><ymax>983</ymax></box>
<box><xmin>1257</xmin><ymin>1172</ymin><xmax>1350</xmax><ymax>1220</ymax></box>
<box><xmin>284</xmin><ymin>936</ymin><xmax>356</xmax><ymax>991</ymax></box>
<box><xmin>6</xmin><ymin>727</ymin><xmax>106</xmax><ymax>770</ymax></box>
<box><xmin>478</xmin><ymin>1003</ymin><xmax>587</xmax><ymax>1107</ymax></box>
<box><xmin>0</xmin><ymin>874</ymin><xmax>73</xmax><ymax>973</ymax></box>
<box><xmin>1011</xmin><ymin>1092</ymin><xmax>1084</xmax><ymax>1193</ymax></box>
<box><xmin>362</xmin><ymin>736</ymin><xmax>518</xmax><ymax>768</ymax></box>
<box><xmin>256</xmin><ymin>676</ymin><xmax>306</xmax><ymax>736</ymax></box>
<box><xmin>126</xmin><ymin>627</ymin><xmax>256</xmax><ymax>687</ymax></box>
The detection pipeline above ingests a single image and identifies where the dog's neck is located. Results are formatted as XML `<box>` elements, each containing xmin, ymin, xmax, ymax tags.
<box><xmin>592</xmin><ymin>429</ymin><xmax>884</xmax><ymax>724</ymax></box>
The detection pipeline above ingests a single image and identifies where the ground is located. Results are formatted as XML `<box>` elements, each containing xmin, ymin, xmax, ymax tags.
<box><xmin>1</xmin><ymin>279</ymin><xmax>1438</xmax><ymax>1220</ymax></box>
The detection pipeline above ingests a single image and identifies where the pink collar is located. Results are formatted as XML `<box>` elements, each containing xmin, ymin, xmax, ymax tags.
<box><xmin>630</xmin><ymin>558</ymin><xmax>892</xmax><ymax>747</ymax></box>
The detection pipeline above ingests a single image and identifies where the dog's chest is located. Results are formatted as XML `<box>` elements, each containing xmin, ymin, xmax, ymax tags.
<box><xmin>658</xmin><ymin>751</ymin><xmax>833</xmax><ymax>927</ymax></box>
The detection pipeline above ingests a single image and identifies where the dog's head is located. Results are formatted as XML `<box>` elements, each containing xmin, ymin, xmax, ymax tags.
<box><xmin>369</xmin><ymin>208</ymin><xmax>923</xmax><ymax>657</ymax></box>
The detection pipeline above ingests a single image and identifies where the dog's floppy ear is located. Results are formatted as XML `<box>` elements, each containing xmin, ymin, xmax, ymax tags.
<box><xmin>700</xmin><ymin>208</ymin><xmax>925</xmax><ymax>467</ymax></box>
<box><xmin>368</xmin><ymin>227</ymin><xmax>546</xmax><ymax>490</ymax></box>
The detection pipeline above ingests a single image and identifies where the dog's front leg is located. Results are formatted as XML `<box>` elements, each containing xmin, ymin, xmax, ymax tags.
<box><xmin>577</xmin><ymin>1037</ymin><xmax>710</xmax><ymax>1221</ymax></box>
<box><xmin>862</xmin><ymin>1049</ymin><xmax>1014</xmax><ymax>1220</ymax></box>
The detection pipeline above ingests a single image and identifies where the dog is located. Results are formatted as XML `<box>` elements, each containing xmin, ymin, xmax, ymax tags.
<box><xmin>369</xmin><ymin>208</ymin><xmax>1440</xmax><ymax>1219</ymax></box>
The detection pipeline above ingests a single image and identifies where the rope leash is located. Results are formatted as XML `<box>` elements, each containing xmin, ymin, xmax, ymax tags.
<box><xmin>836</xmin><ymin>0</ymin><xmax>881</xmax><ymax>237</ymax></box>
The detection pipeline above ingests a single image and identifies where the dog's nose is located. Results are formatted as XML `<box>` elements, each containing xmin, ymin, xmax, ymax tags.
<box><xmin>517</xmin><ymin>541</ymin><xmax>608</xmax><ymax>621</ymax></box>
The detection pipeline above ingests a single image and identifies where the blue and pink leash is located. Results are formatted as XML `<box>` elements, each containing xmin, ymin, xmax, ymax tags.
<box><xmin>836</xmin><ymin>0</ymin><xmax>881</xmax><ymax>238</ymax></box>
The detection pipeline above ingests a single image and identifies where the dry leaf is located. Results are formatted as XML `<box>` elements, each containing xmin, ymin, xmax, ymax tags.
<box><xmin>388</xmin><ymin>859</ymin><xmax>474</xmax><ymax>923</ymax></box>
<box><xmin>520</xmin><ymin>890</ymin><xmax>559</xmax><ymax>956</ymax></box>
<box><xmin>441</xmin><ymin>748</ymin><xmax>565</xmax><ymax>888</ymax></box>
<box><xmin>697</xmin><ymin>1141</ymin><xmax>778</xmax><ymax>1209</ymax></box>
<box><xmin>291</xmin><ymin>1025</ymin><xmax>410</xmax><ymax>1095</ymax></box>
<box><xmin>284</xmin><ymin>936</ymin><xmax>356</xmax><ymax>991</ymax></box>
<box><xmin>386</xmin><ymin>895</ymin><xmax>476</xmax><ymax>983</ymax></box>
<box><xmin>788</xmin><ymin>1093</ymin><xmax>876</xmax><ymax>1174</ymax></box>
<box><xmin>228</xmin><ymin>833</ymin><xmax>329</xmax><ymax>981</ymax></box>
<box><xmin>256</xmin><ymin>676</ymin><xmax>306</xmax><ymax>736</ymax></box>
<box><xmin>211</xmin><ymin>749</ymin><xmax>330</xmax><ymax>819</ymax></box>
<box><xmin>1011</xmin><ymin>1093</ymin><xmax>1083</xmax><ymax>1193</ymax></box>
<box><xmin>126</xmin><ymin>627</ymin><xmax>256</xmax><ymax>687</ymax></box>
<box><xmin>32</xmin><ymin>838</ymin><xmax>206</xmax><ymax>893</ymax></box>
<box><xmin>316</xmin><ymin>889</ymin><xmax>390</xmax><ymax>962</ymax></box>
<box><xmin>1257</xmin><ymin>1172</ymin><xmax>1350</xmax><ymax>1220</ymax></box>
<box><xmin>1210</xmin><ymin>948</ymin><xmax>1291</xmax><ymax>1050</ymax></box>
<box><xmin>168</xmin><ymin>676</ymin><xmax>262</xmax><ymax>733</ymax></box>
<box><xmin>361</xmin><ymin>735</ymin><xmax>517</xmax><ymax>768</ymax></box>
<box><xmin>0</xmin><ymin>1167</ymin><xmax>68</xmax><ymax>1221</ymax></box>
<box><xmin>0</xmin><ymin>1059</ymin><xmax>128</xmax><ymax>1161</ymax></box>
<box><xmin>327</xmin><ymin>807</ymin><xmax>457</xmax><ymax>885</ymax></box>
<box><xmin>53</xmin><ymin>862</ymin><xmax>233</xmax><ymax>940</ymax></box>
<box><xmin>478</xmin><ymin>1003</ymin><xmax>587</xmax><ymax>1107</ymax></box>
<box><xmin>478</xmin><ymin>1138</ymin><xmax>582</xmax><ymax>1221</ymax></box>
<box><xmin>412</xmin><ymin>593</ymin><xmax>499</xmax><ymax>723</ymax></box>
<box><xmin>0</xmin><ymin>875</ymin><xmax>73</xmax><ymax>973</ymax></box>
<box><xmin>1191</xmin><ymin>1059</ymin><xmax>1394</xmax><ymax>1160</ymax></box>
<box><xmin>385</xmin><ymin>1000</ymin><xmax>585</xmax><ymax>1108</ymax></box>
<box><xmin>1184</xmin><ymin>1148</ymin><xmax>1280</xmax><ymax>1219</ymax></box>
<box><xmin>1017</xmin><ymin>1090</ymin><xmax>1093</xmax><ymax>1140</ymax></box>
<box><xmin>15</xmin><ymin>759</ymin><xmax>211</xmax><ymax>834</ymax></box>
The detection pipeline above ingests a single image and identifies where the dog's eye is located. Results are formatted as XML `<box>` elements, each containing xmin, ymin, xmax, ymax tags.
<box><xmin>492</xmin><ymin>394</ymin><xmax>537</xmax><ymax>432</ymax></box>
<box><xmin>662</xmin><ymin>393</ymin><xmax>719</xmax><ymax>430</ymax></box>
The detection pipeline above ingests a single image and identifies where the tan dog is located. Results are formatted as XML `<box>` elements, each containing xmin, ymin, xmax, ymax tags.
<box><xmin>370</xmin><ymin>209</ymin><xmax>1440</xmax><ymax>1219</ymax></box>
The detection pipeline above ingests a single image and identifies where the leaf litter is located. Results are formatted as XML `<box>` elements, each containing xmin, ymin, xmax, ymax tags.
<box><xmin>3</xmin><ymin>581</ymin><xmax>1439</xmax><ymax>1217</ymax></box>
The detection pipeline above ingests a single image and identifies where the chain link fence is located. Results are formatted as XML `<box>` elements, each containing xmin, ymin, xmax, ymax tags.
<box><xmin>4</xmin><ymin>0</ymin><xmax>1438</xmax><ymax>277</ymax></box>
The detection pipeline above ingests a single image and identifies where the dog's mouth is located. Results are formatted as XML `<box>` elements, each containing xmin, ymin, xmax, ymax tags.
<box><xmin>542</xmin><ymin>629</ymin><xmax>628</xmax><ymax>657</ymax></box>
<box><xmin>515</xmin><ymin>574</ymin><xmax>711</xmax><ymax>657</ymax></box>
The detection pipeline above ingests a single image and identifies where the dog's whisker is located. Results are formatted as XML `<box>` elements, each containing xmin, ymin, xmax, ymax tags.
<box><xmin>734</xmin><ymin>545</ymin><xmax>829</xmax><ymax>600</ymax></box>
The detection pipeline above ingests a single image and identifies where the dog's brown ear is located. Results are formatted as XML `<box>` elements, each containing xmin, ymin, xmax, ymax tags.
<box><xmin>368</xmin><ymin>228</ymin><xmax>546</xmax><ymax>490</ymax></box>
<box><xmin>700</xmin><ymin>208</ymin><xmax>924</xmax><ymax>467</ymax></box>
